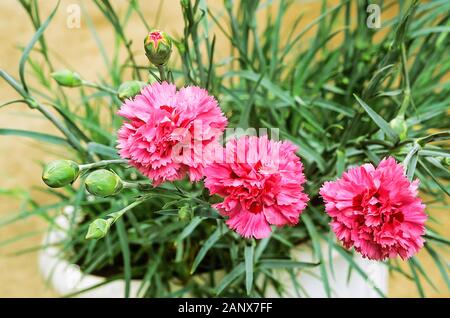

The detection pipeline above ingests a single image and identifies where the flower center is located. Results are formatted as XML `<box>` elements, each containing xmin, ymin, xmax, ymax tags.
<box><xmin>353</xmin><ymin>188</ymin><xmax>404</xmax><ymax>227</ymax></box>
<box><xmin>147</xmin><ymin>31</ymin><xmax>163</xmax><ymax>49</ymax></box>
<box><xmin>247</xmin><ymin>200</ymin><xmax>263</xmax><ymax>213</ymax></box>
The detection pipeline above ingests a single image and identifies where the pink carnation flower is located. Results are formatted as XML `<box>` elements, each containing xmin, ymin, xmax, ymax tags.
<box><xmin>320</xmin><ymin>157</ymin><xmax>427</xmax><ymax>260</ymax></box>
<box><xmin>204</xmin><ymin>136</ymin><xmax>309</xmax><ymax>239</ymax></box>
<box><xmin>117</xmin><ymin>82</ymin><xmax>227</xmax><ymax>185</ymax></box>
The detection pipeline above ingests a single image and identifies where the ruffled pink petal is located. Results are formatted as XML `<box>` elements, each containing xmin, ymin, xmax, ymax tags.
<box><xmin>204</xmin><ymin>136</ymin><xmax>309</xmax><ymax>239</ymax></box>
<box><xmin>117</xmin><ymin>82</ymin><xmax>227</xmax><ymax>185</ymax></box>
<box><xmin>320</xmin><ymin>156</ymin><xmax>427</xmax><ymax>260</ymax></box>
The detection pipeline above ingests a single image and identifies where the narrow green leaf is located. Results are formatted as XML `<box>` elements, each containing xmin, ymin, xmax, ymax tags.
<box><xmin>425</xmin><ymin>244</ymin><xmax>450</xmax><ymax>290</ymax></box>
<box><xmin>336</xmin><ymin>149</ymin><xmax>346</xmax><ymax>177</ymax></box>
<box><xmin>411</xmin><ymin>26</ymin><xmax>450</xmax><ymax>38</ymax></box>
<box><xmin>387</xmin><ymin>260</ymin><xmax>413</xmax><ymax>280</ymax></box>
<box><xmin>425</xmin><ymin>157</ymin><xmax>450</xmax><ymax>177</ymax></box>
<box><xmin>307</xmin><ymin>99</ymin><xmax>354</xmax><ymax>117</ymax></box>
<box><xmin>116</xmin><ymin>218</ymin><xmax>131</xmax><ymax>298</ymax></box>
<box><xmin>302</xmin><ymin>213</ymin><xmax>331</xmax><ymax>297</ymax></box>
<box><xmin>287</xmin><ymin>269</ymin><xmax>302</xmax><ymax>297</ymax></box>
<box><xmin>62</xmin><ymin>275</ymin><xmax>124</xmax><ymax>298</ymax></box>
<box><xmin>0</xmin><ymin>128</ymin><xmax>68</xmax><ymax>146</ymax></box>
<box><xmin>418</xmin><ymin>159</ymin><xmax>450</xmax><ymax>196</ymax></box>
<box><xmin>409</xmin><ymin>261</ymin><xmax>425</xmax><ymax>297</ymax></box>
<box><xmin>137</xmin><ymin>249</ymin><xmax>163</xmax><ymax>296</ymax></box>
<box><xmin>425</xmin><ymin>230</ymin><xmax>450</xmax><ymax>245</ymax></box>
<box><xmin>417</xmin><ymin>131</ymin><xmax>450</xmax><ymax>145</ymax></box>
<box><xmin>420</xmin><ymin>149</ymin><xmax>450</xmax><ymax>158</ymax></box>
<box><xmin>271</xmin><ymin>233</ymin><xmax>294</xmax><ymax>248</ymax></box>
<box><xmin>87</xmin><ymin>142</ymin><xmax>120</xmax><ymax>159</ymax></box>
<box><xmin>177</xmin><ymin>217</ymin><xmax>203</xmax><ymax>241</ymax></box>
<box><xmin>245</xmin><ymin>243</ymin><xmax>254</xmax><ymax>296</ymax></box>
<box><xmin>223</xmin><ymin>70</ymin><xmax>295</xmax><ymax>105</ymax></box>
<box><xmin>409</xmin><ymin>256</ymin><xmax>437</xmax><ymax>291</ymax></box>
<box><xmin>353</xmin><ymin>94</ymin><xmax>399</xmax><ymax>142</ymax></box>
<box><xmin>407</xmin><ymin>154</ymin><xmax>419</xmax><ymax>181</ymax></box>
<box><xmin>0</xmin><ymin>99</ymin><xmax>28</xmax><ymax>109</ymax></box>
<box><xmin>327</xmin><ymin>231</ymin><xmax>336</xmax><ymax>279</ymax></box>
<box><xmin>0</xmin><ymin>230</ymin><xmax>44</xmax><ymax>248</ymax></box>
<box><xmin>190</xmin><ymin>226</ymin><xmax>224</xmax><ymax>274</ymax></box>
<box><xmin>333</xmin><ymin>245</ymin><xmax>386</xmax><ymax>297</ymax></box>
<box><xmin>19</xmin><ymin>1</ymin><xmax>60</xmax><ymax>93</ymax></box>
<box><xmin>239</xmin><ymin>71</ymin><xmax>265</xmax><ymax>128</ymax></box>
<box><xmin>175</xmin><ymin>240</ymin><xmax>184</xmax><ymax>263</ymax></box>
<box><xmin>254</xmin><ymin>237</ymin><xmax>270</xmax><ymax>261</ymax></box>
<box><xmin>50</xmin><ymin>104</ymin><xmax>90</xmax><ymax>143</ymax></box>
<box><xmin>258</xmin><ymin>259</ymin><xmax>319</xmax><ymax>270</ymax></box>
<box><xmin>215</xmin><ymin>262</ymin><xmax>245</xmax><ymax>295</ymax></box>
<box><xmin>403</xmin><ymin>144</ymin><xmax>420</xmax><ymax>181</ymax></box>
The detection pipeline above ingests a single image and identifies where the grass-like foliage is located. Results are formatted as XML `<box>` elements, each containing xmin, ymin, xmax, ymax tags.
<box><xmin>1</xmin><ymin>0</ymin><xmax>449</xmax><ymax>297</ymax></box>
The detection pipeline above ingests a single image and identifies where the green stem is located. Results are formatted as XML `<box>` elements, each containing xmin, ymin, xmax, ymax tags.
<box><xmin>103</xmin><ymin>198</ymin><xmax>148</xmax><ymax>230</ymax></box>
<box><xmin>79</xmin><ymin>159</ymin><xmax>128</xmax><ymax>171</ymax></box>
<box><xmin>122</xmin><ymin>180</ymin><xmax>153</xmax><ymax>191</ymax></box>
<box><xmin>398</xmin><ymin>44</ymin><xmax>411</xmax><ymax>116</ymax></box>
<box><xmin>122</xmin><ymin>183</ymin><xmax>185</xmax><ymax>199</ymax></box>
<box><xmin>105</xmin><ymin>191</ymin><xmax>175</xmax><ymax>226</ymax></box>
<box><xmin>125</xmin><ymin>42</ymin><xmax>142</xmax><ymax>81</ymax></box>
<box><xmin>157</xmin><ymin>65</ymin><xmax>166</xmax><ymax>82</ymax></box>
<box><xmin>82</xmin><ymin>81</ymin><xmax>118</xmax><ymax>95</ymax></box>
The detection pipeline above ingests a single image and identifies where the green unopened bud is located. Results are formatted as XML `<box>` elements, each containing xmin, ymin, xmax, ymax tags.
<box><xmin>51</xmin><ymin>70</ymin><xmax>83</xmax><ymax>87</ymax></box>
<box><xmin>390</xmin><ymin>115</ymin><xmax>408</xmax><ymax>140</ymax></box>
<box><xmin>178</xmin><ymin>205</ymin><xmax>193</xmax><ymax>222</ymax></box>
<box><xmin>85</xmin><ymin>169</ymin><xmax>123</xmax><ymax>197</ymax></box>
<box><xmin>42</xmin><ymin>160</ymin><xmax>79</xmax><ymax>188</ymax></box>
<box><xmin>86</xmin><ymin>218</ymin><xmax>111</xmax><ymax>239</ymax></box>
<box><xmin>144</xmin><ymin>29</ymin><xmax>172</xmax><ymax>66</ymax></box>
<box><xmin>117</xmin><ymin>81</ymin><xmax>146</xmax><ymax>101</ymax></box>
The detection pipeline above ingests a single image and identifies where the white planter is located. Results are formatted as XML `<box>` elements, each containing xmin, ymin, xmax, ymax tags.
<box><xmin>39</xmin><ymin>214</ymin><xmax>388</xmax><ymax>298</ymax></box>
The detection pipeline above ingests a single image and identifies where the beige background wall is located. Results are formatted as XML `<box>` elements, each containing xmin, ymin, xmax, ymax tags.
<box><xmin>0</xmin><ymin>0</ymin><xmax>448</xmax><ymax>297</ymax></box>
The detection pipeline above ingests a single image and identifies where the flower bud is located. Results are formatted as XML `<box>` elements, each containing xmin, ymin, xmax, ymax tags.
<box><xmin>178</xmin><ymin>205</ymin><xmax>193</xmax><ymax>222</ymax></box>
<box><xmin>85</xmin><ymin>169</ymin><xmax>123</xmax><ymax>197</ymax></box>
<box><xmin>390</xmin><ymin>115</ymin><xmax>408</xmax><ymax>140</ymax></box>
<box><xmin>144</xmin><ymin>29</ymin><xmax>172</xmax><ymax>66</ymax></box>
<box><xmin>42</xmin><ymin>160</ymin><xmax>79</xmax><ymax>188</ymax></box>
<box><xmin>117</xmin><ymin>81</ymin><xmax>147</xmax><ymax>101</ymax></box>
<box><xmin>85</xmin><ymin>218</ymin><xmax>111</xmax><ymax>240</ymax></box>
<box><xmin>51</xmin><ymin>70</ymin><xmax>83</xmax><ymax>87</ymax></box>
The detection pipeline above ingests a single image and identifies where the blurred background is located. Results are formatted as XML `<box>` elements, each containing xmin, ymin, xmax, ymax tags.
<box><xmin>0</xmin><ymin>0</ymin><xmax>448</xmax><ymax>297</ymax></box>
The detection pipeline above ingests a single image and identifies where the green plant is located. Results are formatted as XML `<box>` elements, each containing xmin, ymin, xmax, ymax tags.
<box><xmin>1</xmin><ymin>0</ymin><xmax>449</xmax><ymax>298</ymax></box>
